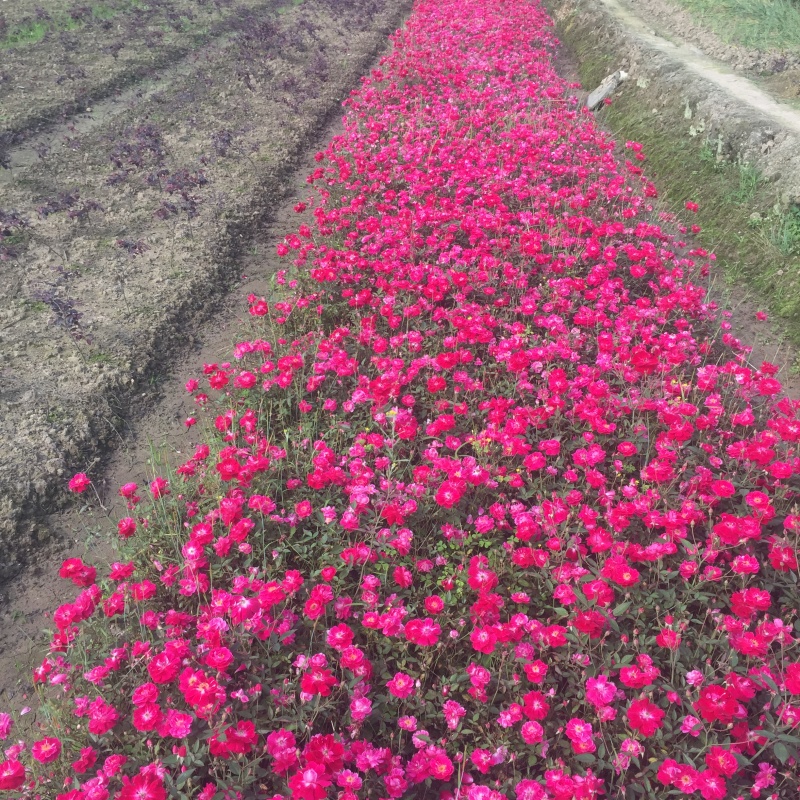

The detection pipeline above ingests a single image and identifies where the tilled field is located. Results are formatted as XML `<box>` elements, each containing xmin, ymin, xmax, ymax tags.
<box><xmin>0</xmin><ymin>0</ymin><xmax>413</xmax><ymax>579</ymax></box>
<box><xmin>1</xmin><ymin>0</ymin><xmax>286</xmax><ymax>148</ymax></box>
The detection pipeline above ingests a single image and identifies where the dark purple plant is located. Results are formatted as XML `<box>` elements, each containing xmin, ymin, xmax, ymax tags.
<box><xmin>104</xmin><ymin>40</ymin><xmax>126</xmax><ymax>59</ymax></box>
<box><xmin>210</xmin><ymin>129</ymin><xmax>234</xmax><ymax>157</ymax></box>
<box><xmin>115</xmin><ymin>239</ymin><xmax>149</xmax><ymax>256</ymax></box>
<box><xmin>33</xmin><ymin>288</ymin><xmax>88</xmax><ymax>341</ymax></box>
<box><xmin>58</xmin><ymin>31</ymin><xmax>79</xmax><ymax>51</ymax></box>
<box><xmin>308</xmin><ymin>52</ymin><xmax>329</xmax><ymax>83</ymax></box>
<box><xmin>36</xmin><ymin>190</ymin><xmax>80</xmax><ymax>219</ymax></box>
<box><xmin>67</xmin><ymin>199</ymin><xmax>104</xmax><ymax>223</ymax></box>
<box><xmin>110</xmin><ymin>124</ymin><xmax>167</xmax><ymax>175</ymax></box>
<box><xmin>68</xmin><ymin>5</ymin><xmax>92</xmax><ymax>22</ymax></box>
<box><xmin>153</xmin><ymin>201</ymin><xmax>178</xmax><ymax>220</ymax></box>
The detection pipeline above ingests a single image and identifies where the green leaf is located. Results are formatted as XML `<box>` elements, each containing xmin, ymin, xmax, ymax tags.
<box><xmin>761</xmin><ymin>673</ymin><xmax>780</xmax><ymax>694</ymax></box>
<box><xmin>176</xmin><ymin>770</ymin><xmax>193</xmax><ymax>790</ymax></box>
<box><xmin>774</xmin><ymin>742</ymin><xmax>790</xmax><ymax>764</ymax></box>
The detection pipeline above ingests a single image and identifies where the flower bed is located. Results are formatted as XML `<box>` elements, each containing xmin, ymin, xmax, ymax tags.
<box><xmin>3</xmin><ymin>0</ymin><xmax>800</xmax><ymax>797</ymax></box>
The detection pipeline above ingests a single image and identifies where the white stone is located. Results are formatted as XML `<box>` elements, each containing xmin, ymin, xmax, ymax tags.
<box><xmin>586</xmin><ymin>70</ymin><xmax>628</xmax><ymax>110</ymax></box>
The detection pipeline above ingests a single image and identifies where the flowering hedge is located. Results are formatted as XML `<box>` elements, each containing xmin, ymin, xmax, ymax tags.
<box><xmin>3</xmin><ymin>0</ymin><xmax>800</xmax><ymax>798</ymax></box>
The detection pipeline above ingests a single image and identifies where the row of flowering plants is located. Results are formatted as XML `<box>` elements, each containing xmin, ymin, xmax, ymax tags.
<box><xmin>3</xmin><ymin>0</ymin><xmax>800</xmax><ymax>797</ymax></box>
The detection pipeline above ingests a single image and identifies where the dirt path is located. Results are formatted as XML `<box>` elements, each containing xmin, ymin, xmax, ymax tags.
<box><xmin>598</xmin><ymin>0</ymin><xmax>800</xmax><ymax>133</ymax></box>
<box><xmin>617</xmin><ymin>0</ymin><xmax>800</xmax><ymax>78</ymax></box>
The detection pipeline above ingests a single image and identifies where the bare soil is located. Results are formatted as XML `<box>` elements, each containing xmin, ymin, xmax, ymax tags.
<box><xmin>0</xmin><ymin>115</ymin><xmax>339</xmax><ymax>716</ymax></box>
<box><xmin>0</xmin><ymin>0</ymin><xmax>412</xmax><ymax>580</ymax></box>
<box><xmin>0</xmin><ymin>0</ymin><xmax>279</xmax><ymax>150</ymax></box>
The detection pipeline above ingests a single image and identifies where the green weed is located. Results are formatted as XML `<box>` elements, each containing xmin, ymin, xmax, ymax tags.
<box><xmin>91</xmin><ymin>4</ymin><xmax>125</xmax><ymax>22</ymax></box>
<box><xmin>769</xmin><ymin>205</ymin><xmax>800</xmax><ymax>255</ymax></box>
<box><xmin>731</xmin><ymin>162</ymin><xmax>761</xmax><ymax>205</ymax></box>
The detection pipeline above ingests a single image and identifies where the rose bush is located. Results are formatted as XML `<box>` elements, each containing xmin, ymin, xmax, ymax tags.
<box><xmin>3</xmin><ymin>0</ymin><xmax>800</xmax><ymax>797</ymax></box>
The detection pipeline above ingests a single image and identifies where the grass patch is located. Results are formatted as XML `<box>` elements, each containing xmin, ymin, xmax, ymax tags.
<box><xmin>1</xmin><ymin>0</ymin><xmax>149</xmax><ymax>50</ymax></box>
<box><xmin>91</xmin><ymin>3</ymin><xmax>131</xmax><ymax>22</ymax></box>
<box><xmin>769</xmin><ymin>203</ymin><xmax>800</xmax><ymax>255</ymax></box>
<box><xmin>2</xmin><ymin>20</ymin><xmax>50</xmax><ymax>48</ymax></box>
<box><xmin>672</xmin><ymin>0</ymin><xmax>800</xmax><ymax>53</ymax></box>
<box><xmin>555</xmin><ymin>8</ymin><xmax>800</xmax><ymax>345</ymax></box>
<box><xmin>278</xmin><ymin>0</ymin><xmax>306</xmax><ymax>14</ymax></box>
